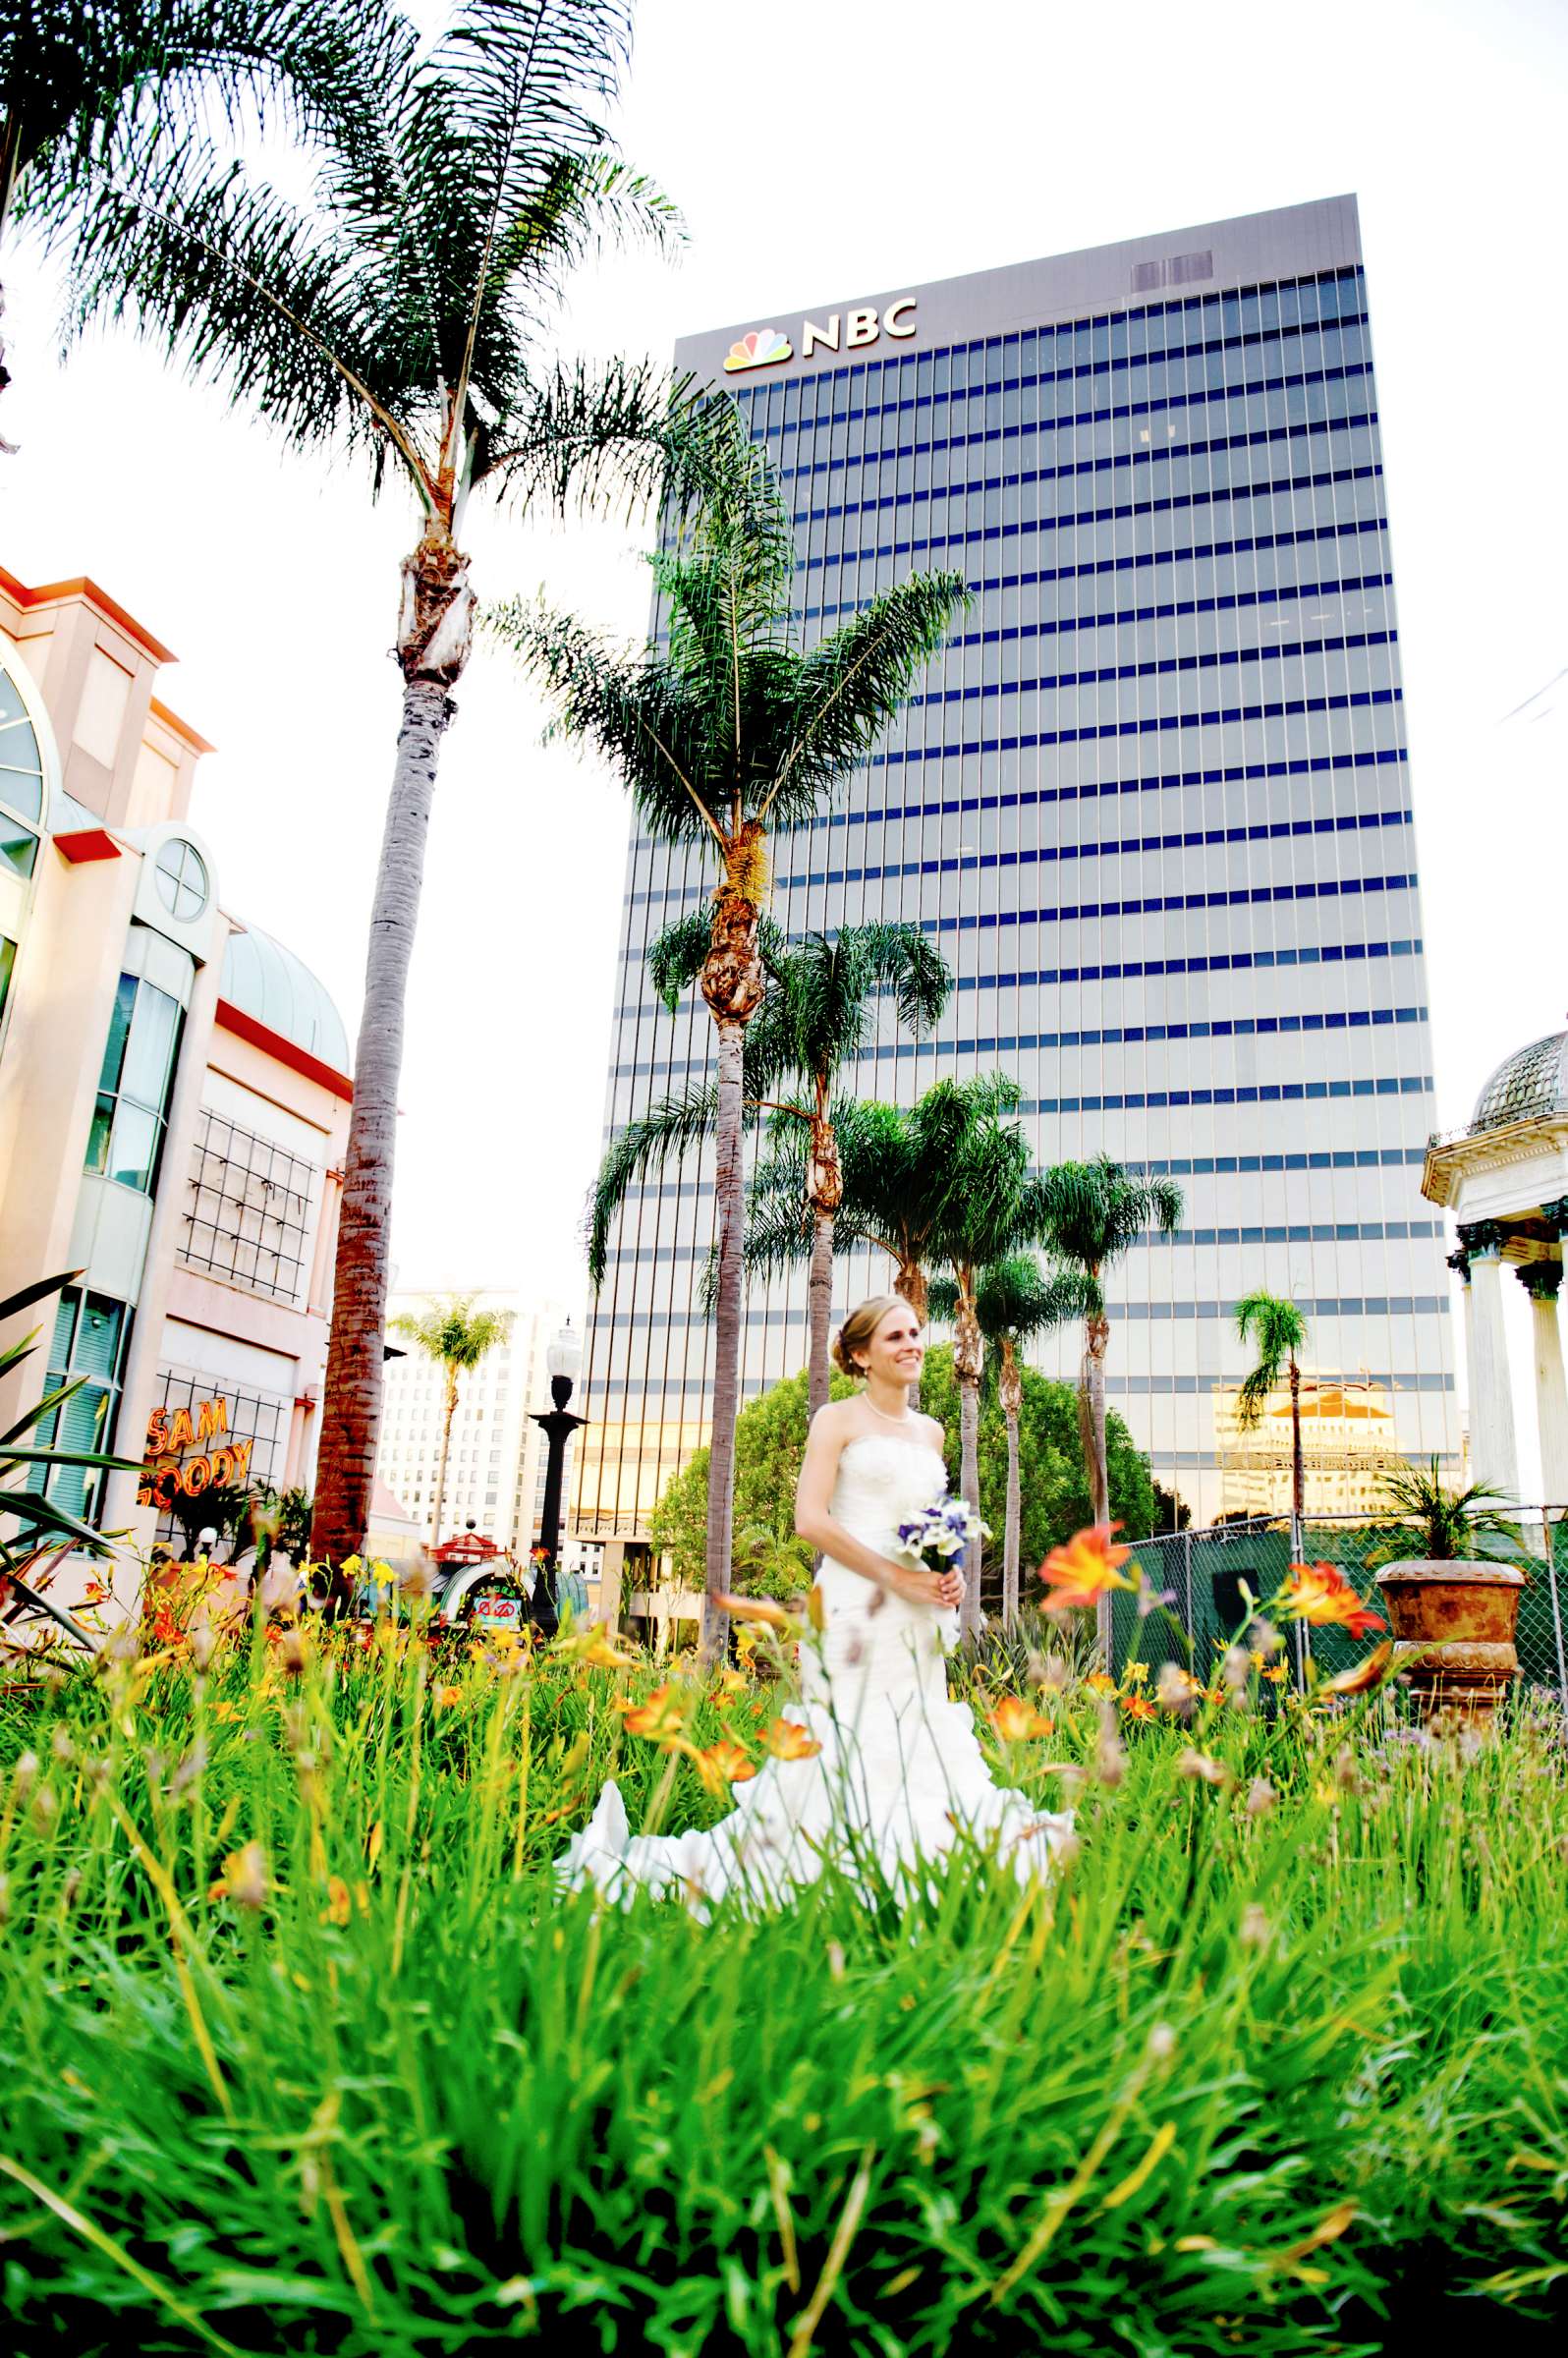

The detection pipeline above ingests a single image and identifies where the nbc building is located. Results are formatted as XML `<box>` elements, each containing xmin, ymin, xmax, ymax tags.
<box><xmin>573</xmin><ymin>195</ymin><xmax>1458</xmax><ymax>1547</ymax></box>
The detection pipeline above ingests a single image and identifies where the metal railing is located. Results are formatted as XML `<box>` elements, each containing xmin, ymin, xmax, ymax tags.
<box><xmin>1113</xmin><ymin>1509</ymin><xmax>1568</xmax><ymax>1710</ymax></box>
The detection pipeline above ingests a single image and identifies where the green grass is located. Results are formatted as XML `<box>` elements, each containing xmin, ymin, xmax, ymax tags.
<box><xmin>1</xmin><ymin>1610</ymin><xmax>1567</xmax><ymax>2355</ymax></box>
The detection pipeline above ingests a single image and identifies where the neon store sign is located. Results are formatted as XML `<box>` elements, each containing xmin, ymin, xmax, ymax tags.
<box><xmin>724</xmin><ymin>298</ymin><xmax>918</xmax><ymax>373</ymax></box>
<box><xmin>139</xmin><ymin>1395</ymin><xmax>255</xmax><ymax>1508</ymax></box>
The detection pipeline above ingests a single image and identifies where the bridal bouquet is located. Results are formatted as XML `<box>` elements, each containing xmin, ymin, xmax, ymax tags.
<box><xmin>893</xmin><ymin>1489</ymin><xmax>988</xmax><ymax>1575</ymax></box>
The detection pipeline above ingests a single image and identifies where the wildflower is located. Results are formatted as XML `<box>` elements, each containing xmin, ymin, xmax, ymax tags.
<box><xmin>1319</xmin><ymin>1642</ymin><xmax>1394</xmax><ymax>1699</ymax></box>
<box><xmin>693</xmin><ymin>1740</ymin><xmax>756</xmax><ymax>1797</ymax></box>
<box><xmin>715</xmin><ymin>1664</ymin><xmax>748</xmax><ymax>1701</ymax></box>
<box><xmin>1122</xmin><ymin>1694</ymin><xmax>1156</xmax><ymax>1723</ymax></box>
<box><xmin>1239</xmin><ymin>1903</ymin><xmax>1271</xmax><ymax>1948</ymax></box>
<box><xmin>1245</xmin><ymin>1776</ymin><xmax>1276</xmax><ymax>1818</ymax></box>
<box><xmin>1250</xmin><ymin>1619</ymin><xmax>1283</xmax><ymax>1658</ymax></box>
<box><xmin>1333</xmin><ymin>1747</ymin><xmax>1365</xmax><ymax>1797</ymax></box>
<box><xmin>762</xmin><ymin>1717</ymin><xmax>822</xmax><ymax>1762</ymax></box>
<box><xmin>622</xmin><ymin>1685</ymin><xmax>689</xmax><ymax>1743</ymax></box>
<box><xmin>1221</xmin><ymin>1646</ymin><xmax>1253</xmax><ymax>1704</ymax></box>
<box><xmin>189</xmin><ymin>1619</ymin><xmax>217</xmax><ymax>1671</ymax></box>
<box><xmin>1086</xmin><ymin>1671</ymin><xmax>1118</xmax><ymax>1695</ymax></box>
<box><xmin>1050</xmin><ymin>1826</ymin><xmax>1083</xmax><ymax>1869</ymax></box>
<box><xmin>987</xmin><ymin>1695</ymin><xmax>1054</xmax><ymax>1742</ymax></box>
<box><xmin>574</xmin><ymin>1628</ymin><xmax>641</xmax><ymax>1670</ymax></box>
<box><xmin>398</xmin><ymin>1559</ymin><xmax>435</xmax><ymax>1604</ymax></box>
<box><xmin>210</xmin><ymin>1841</ymin><xmax>268</xmax><ymax>1909</ymax></box>
<box><xmin>1148</xmin><ymin>2023</ymin><xmax>1176</xmax><ymax>2061</ymax></box>
<box><xmin>322</xmin><ymin>1876</ymin><xmax>352</xmax><ymax>1928</ymax></box>
<box><xmin>1274</xmin><ymin>1561</ymin><xmax>1385</xmax><ymax>1641</ymax></box>
<box><xmin>80</xmin><ymin>1576</ymin><xmax>111</xmax><ymax>1607</ymax></box>
<box><xmin>210</xmin><ymin>1699</ymin><xmax>239</xmax><ymax>1722</ymax></box>
<box><xmin>1155</xmin><ymin>1662</ymin><xmax>1199</xmax><ymax>1719</ymax></box>
<box><xmin>1123</xmin><ymin>1660</ymin><xmax>1149</xmax><ymax>1687</ymax></box>
<box><xmin>1039</xmin><ymin>1523</ymin><xmax>1137</xmax><ymax>1611</ymax></box>
<box><xmin>256</xmin><ymin>1560</ymin><xmax>300</xmax><ymax>1617</ymax></box>
<box><xmin>1262</xmin><ymin>1661</ymin><xmax>1290</xmax><ymax>1687</ymax></box>
<box><xmin>1177</xmin><ymin>1749</ymin><xmax>1230</xmax><ymax>1786</ymax></box>
<box><xmin>12</xmin><ymin>1752</ymin><xmax>37</xmax><ymax>1801</ymax></box>
<box><xmin>432</xmin><ymin>1683</ymin><xmax>462</xmax><ymax>1709</ymax></box>
<box><xmin>278</xmin><ymin>1627</ymin><xmax>310</xmax><ymax>1676</ymax></box>
<box><xmin>49</xmin><ymin>1725</ymin><xmax>73</xmax><ymax>1765</ymax></box>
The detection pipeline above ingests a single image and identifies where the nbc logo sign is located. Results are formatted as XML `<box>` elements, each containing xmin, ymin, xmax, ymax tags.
<box><xmin>723</xmin><ymin>300</ymin><xmax>917</xmax><ymax>373</ymax></box>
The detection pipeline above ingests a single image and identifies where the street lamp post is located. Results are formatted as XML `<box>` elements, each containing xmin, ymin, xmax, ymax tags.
<box><xmin>530</xmin><ymin>1321</ymin><xmax>585</xmax><ymax>1637</ymax></box>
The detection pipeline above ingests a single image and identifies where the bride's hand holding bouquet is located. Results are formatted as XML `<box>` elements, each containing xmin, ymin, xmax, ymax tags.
<box><xmin>886</xmin><ymin>1490</ymin><xmax>987</xmax><ymax>1612</ymax></box>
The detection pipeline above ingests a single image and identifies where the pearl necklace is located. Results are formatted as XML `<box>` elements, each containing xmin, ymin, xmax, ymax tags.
<box><xmin>865</xmin><ymin>1392</ymin><xmax>915</xmax><ymax>1429</ymax></box>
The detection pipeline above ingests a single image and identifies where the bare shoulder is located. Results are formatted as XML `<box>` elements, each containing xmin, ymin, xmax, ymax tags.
<box><xmin>917</xmin><ymin>1411</ymin><xmax>946</xmax><ymax>1451</ymax></box>
<box><xmin>809</xmin><ymin>1396</ymin><xmax>864</xmax><ymax>1440</ymax></box>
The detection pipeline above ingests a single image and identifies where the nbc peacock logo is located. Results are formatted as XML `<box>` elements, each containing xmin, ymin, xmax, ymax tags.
<box><xmin>723</xmin><ymin>327</ymin><xmax>793</xmax><ymax>373</ymax></box>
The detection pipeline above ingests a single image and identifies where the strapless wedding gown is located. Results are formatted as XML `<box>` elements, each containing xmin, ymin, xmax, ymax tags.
<box><xmin>559</xmin><ymin>1432</ymin><xmax>1074</xmax><ymax>1909</ymax></box>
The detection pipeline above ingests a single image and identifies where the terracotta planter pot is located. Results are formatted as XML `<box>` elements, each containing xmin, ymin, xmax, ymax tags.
<box><xmin>1372</xmin><ymin>1559</ymin><xmax>1526</xmax><ymax>1720</ymax></box>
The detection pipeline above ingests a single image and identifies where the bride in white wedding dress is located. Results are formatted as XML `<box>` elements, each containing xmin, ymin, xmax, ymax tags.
<box><xmin>560</xmin><ymin>1294</ymin><xmax>1074</xmax><ymax>1908</ymax></box>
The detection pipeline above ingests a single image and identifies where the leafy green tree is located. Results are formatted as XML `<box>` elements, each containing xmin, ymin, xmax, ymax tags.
<box><xmin>647</xmin><ymin>1353</ymin><xmax>1155</xmax><ymax>1607</ymax></box>
<box><xmin>389</xmin><ymin>1294</ymin><xmax>513</xmax><ymax>1545</ymax></box>
<box><xmin>496</xmin><ymin>399</ymin><xmax>966</xmax><ymax>1651</ymax></box>
<box><xmin>648</xmin><ymin>1368</ymin><xmax>856</xmax><ymax>1598</ymax></box>
<box><xmin>930</xmin><ymin>1254</ymin><xmax>1093</xmax><ymax>1629</ymax></box>
<box><xmin>1234</xmin><ymin>1290</ymin><xmax>1311</xmax><ymax>1531</ymax></box>
<box><xmin>588</xmin><ymin>919</ymin><xmax>950</xmax><ymax>1422</ymax></box>
<box><xmin>28</xmin><ymin>0</ymin><xmax>683</xmax><ymax>1574</ymax></box>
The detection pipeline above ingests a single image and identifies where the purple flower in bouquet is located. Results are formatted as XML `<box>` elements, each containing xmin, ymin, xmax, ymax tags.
<box><xmin>893</xmin><ymin>1488</ymin><xmax>989</xmax><ymax>1575</ymax></box>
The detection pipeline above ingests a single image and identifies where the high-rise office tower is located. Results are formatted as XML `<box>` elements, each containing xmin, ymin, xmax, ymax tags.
<box><xmin>574</xmin><ymin>195</ymin><xmax>1456</xmax><ymax>1539</ymax></box>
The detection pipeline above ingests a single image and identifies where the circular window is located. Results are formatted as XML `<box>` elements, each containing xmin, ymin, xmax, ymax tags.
<box><xmin>154</xmin><ymin>838</ymin><xmax>208</xmax><ymax>922</ymax></box>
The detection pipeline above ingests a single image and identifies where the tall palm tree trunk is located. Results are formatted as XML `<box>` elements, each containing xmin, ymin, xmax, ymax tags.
<box><xmin>430</xmin><ymin>1365</ymin><xmax>458</xmax><ymax>1544</ymax></box>
<box><xmin>805</xmin><ymin>1110</ymin><xmax>841</xmax><ymax>1421</ymax></box>
<box><xmin>806</xmin><ymin>1207</ymin><xmax>835</xmax><ymax>1419</ymax></box>
<box><xmin>312</xmin><ymin>534</ymin><xmax>473</xmax><ymax>1578</ymax></box>
<box><xmin>1079</xmin><ymin>1305</ymin><xmax>1112</xmax><ymax>1659</ymax></box>
<box><xmin>954</xmin><ymin>1289</ymin><xmax>984</xmax><ymax>1638</ymax></box>
<box><xmin>999</xmin><ymin>1338</ymin><xmax>1023</xmax><ymax>1630</ymax></box>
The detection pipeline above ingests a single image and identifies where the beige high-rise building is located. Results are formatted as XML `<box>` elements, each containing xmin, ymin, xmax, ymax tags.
<box><xmin>374</xmin><ymin>1291</ymin><xmax>578</xmax><ymax>1552</ymax></box>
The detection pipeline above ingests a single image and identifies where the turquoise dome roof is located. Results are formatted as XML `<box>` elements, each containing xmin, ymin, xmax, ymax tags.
<box><xmin>221</xmin><ymin>923</ymin><xmax>350</xmax><ymax>1073</ymax></box>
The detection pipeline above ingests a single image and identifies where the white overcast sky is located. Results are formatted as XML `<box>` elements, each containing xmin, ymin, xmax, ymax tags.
<box><xmin>3</xmin><ymin>0</ymin><xmax>1565</xmax><ymax>1375</ymax></box>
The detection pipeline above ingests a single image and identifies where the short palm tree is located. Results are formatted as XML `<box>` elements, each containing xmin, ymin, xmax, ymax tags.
<box><xmin>388</xmin><ymin>1294</ymin><xmax>513</xmax><ymax>1547</ymax></box>
<box><xmin>589</xmin><ymin>915</ymin><xmax>950</xmax><ymax>1419</ymax></box>
<box><xmin>26</xmin><ymin>0</ymin><xmax>683</xmax><ymax>1571</ymax></box>
<box><xmin>1036</xmin><ymin>1155</ymin><xmax>1183</xmax><ymax>1653</ymax></box>
<box><xmin>1371</xmin><ymin>1458</ymin><xmax>1523</xmax><ymax>1562</ymax></box>
<box><xmin>1234</xmin><ymin>1290</ymin><xmax>1311</xmax><ymax>1535</ymax></box>
<box><xmin>494</xmin><ymin>399</ymin><xmax>966</xmax><ymax>1651</ymax></box>
<box><xmin>929</xmin><ymin>1254</ymin><xmax>1095</xmax><ymax>1630</ymax></box>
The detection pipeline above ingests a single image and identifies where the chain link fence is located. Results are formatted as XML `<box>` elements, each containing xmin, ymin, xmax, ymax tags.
<box><xmin>1109</xmin><ymin>1511</ymin><xmax>1568</xmax><ymax>1710</ymax></box>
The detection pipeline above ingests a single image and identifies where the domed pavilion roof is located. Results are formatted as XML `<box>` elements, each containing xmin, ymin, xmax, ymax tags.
<box><xmin>221</xmin><ymin>923</ymin><xmax>350</xmax><ymax>1074</ymax></box>
<box><xmin>1470</xmin><ymin>1031</ymin><xmax>1568</xmax><ymax>1134</ymax></box>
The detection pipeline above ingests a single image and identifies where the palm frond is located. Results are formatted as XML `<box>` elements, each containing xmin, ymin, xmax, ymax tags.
<box><xmin>645</xmin><ymin>909</ymin><xmax>712</xmax><ymax>1013</ymax></box>
<box><xmin>588</xmin><ymin>1087</ymin><xmax>717</xmax><ymax>1284</ymax></box>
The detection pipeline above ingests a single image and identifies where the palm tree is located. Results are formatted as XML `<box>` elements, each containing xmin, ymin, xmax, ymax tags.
<box><xmin>2</xmin><ymin>0</ymin><xmax>375</xmax><ymax>423</ymax></box>
<box><xmin>25</xmin><ymin>1</ymin><xmax>684</xmax><ymax>1574</ymax></box>
<box><xmin>1234</xmin><ymin>1291</ymin><xmax>1310</xmax><ymax>1543</ymax></box>
<box><xmin>588</xmin><ymin>916</ymin><xmax>951</xmax><ymax>1420</ymax></box>
<box><xmin>929</xmin><ymin>1254</ymin><xmax>1094</xmax><ymax>1630</ymax></box>
<box><xmin>493</xmin><ymin>400</ymin><xmax>966</xmax><ymax>1651</ymax></box>
<box><xmin>1036</xmin><ymin>1155</ymin><xmax>1183</xmax><ymax>1654</ymax></box>
<box><xmin>388</xmin><ymin>1293</ymin><xmax>513</xmax><ymax>1548</ymax></box>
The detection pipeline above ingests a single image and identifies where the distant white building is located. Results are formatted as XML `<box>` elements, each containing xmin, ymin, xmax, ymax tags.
<box><xmin>374</xmin><ymin>1290</ymin><xmax>580</xmax><ymax>1552</ymax></box>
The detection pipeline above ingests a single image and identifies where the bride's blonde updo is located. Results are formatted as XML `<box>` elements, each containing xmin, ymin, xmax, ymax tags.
<box><xmin>831</xmin><ymin>1293</ymin><xmax>907</xmax><ymax>1379</ymax></box>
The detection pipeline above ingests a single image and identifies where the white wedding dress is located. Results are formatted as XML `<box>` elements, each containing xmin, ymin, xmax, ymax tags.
<box><xmin>559</xmin><ymin>1432</ymin><xmax>1074</xmax><ymax>1909</ymax></box>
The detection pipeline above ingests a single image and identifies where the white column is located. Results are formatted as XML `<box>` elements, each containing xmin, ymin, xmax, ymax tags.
<box><xmin>1466</xmin><ymin>1239</ymin><xmax>1520</xmax><ymax>1496</ymax></box>
<box><xmin>1523</xmin><ymin>1264</ymin><xmax>1568</xmax><ymax>1509</ymax></box>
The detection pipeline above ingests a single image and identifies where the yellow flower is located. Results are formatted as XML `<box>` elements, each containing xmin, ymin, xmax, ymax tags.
<box><xmin>987</xmin><ymin>1695</ymin><xmax>1054</xmax><ymax>1742</ymax></box>
<box><xmin>209</xmin><ymin>1841</ymin><xmax>268</xmax><ymax>1909</ymax></box>
<box><xmin>322</xmin><ymin>1875</ymin><xmax>352</xmax><ymax>1928</ymax></box>
<box><xmin>1086</xmin><ymin>1671</ymin><xmax>1118</xmax><ymax>1695</ymax></box>
<box><xmin>762</xmin><ymin>1716</ymin><xmax>822</xmax><ymax>1762</ymax></box>
<box><xmin>712</xmin><ymin>1591</ymin><xmax>796</xmax><ymax>1631</ymax></box>
<box><xmin>693</xmin><ymin>1740</ymin><xmax>757</xmax><ymax>1796</ymax></box>
<box><xmin>622</xmin><ymin>1684</ymin><xmax>688</xmax><ymax>1744</ymax></box>
<box><xmin>432</xmin><ymin>1683</ymin><xmax>462</xmax><ymax>1709</ymax></box>
<box><xmin>1121</xmin><ymin>1695</ymin><xmax>1157</xmax><ymax>1724</ymax></box>
<box><xmin>1123</xmin><ymin>1660</ymin><xmax>1149</xmax><ymax>1687</ymax></box>
<box><xmin>1262</xmin><ymin>1662</ymin><xmax>1290</xmax><ymax>1687</ymax></box>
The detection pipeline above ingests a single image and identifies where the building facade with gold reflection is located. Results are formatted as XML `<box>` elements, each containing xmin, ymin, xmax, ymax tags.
<box><xmin>1212</xmin><ymin>1376</ymin><xmax>1403</xmax><ymax>1519</ymax></box>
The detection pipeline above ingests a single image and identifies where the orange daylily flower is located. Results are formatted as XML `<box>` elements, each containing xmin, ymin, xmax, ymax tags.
<box><xmin>1121</xmin><ymin>1694</ymin><xmax>1157</xmax><ymax>1723</ymax></box>
<box><xmin>1275</xmin><ymin>1561</ymin><xmax>1386</xmax><ymax>1641</ymax></box>
<box><xmin>209</xmin><ymin>1841</ymin><xmax>268</xmax><ymax>1909</ymax></box>
<box><xmin>322</xmin><ymin>1876</ymin><xmax>352</xmax><ymax>1928</ymax></box>
<box><xmin>762</xmin><ymin>1716</ymin><xmax>822</xmax><ymax>1762</ymax></box>
<box><xmin>1086</xmin><ymin>1671</ymin><xmax>1118</xmax><ymax>1694</ymax></box>
<box><xmin>575</xmin><ymin>1629</ymin><xmax>641</xmax><ymax>1670</ymax></box>
<box><xmin>1262</xmin><ymin>1662</ymin><xmax>1290</xmax><ymax>1687</ymax></box>
<box><xmin>1039</xmin><ymin>1524</ymin><xmax>1137</xmax><ymax>1611</ymax></box>
<box><xmin>693</xmin><ymin>1740</ymin><xmax>757</xmax><ymax>1796</ymax></box>
<box><xmin>988</xmin><ymin>1695</ymin><xmax>1054</xmax><ymax>1742</ymax></box>
<box><xmin>432</xmin><ymin>1683</ymin><xmax>462</xmax><ymax>1708</ymax></box>
<box><xmin>1319</xmin><ymin>1641</ymin><xmax>1394</xmax><ymax>1698</ymax></box>
<box><xmin>712</xmin><ymin>1591</ymin><xmax>794</xmax><ymax>1630</ymax></box>
<box><xmin>622</xmin><ymin>1684</ymin><xmax>689</xmax><ymax>1744</ymax></box>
